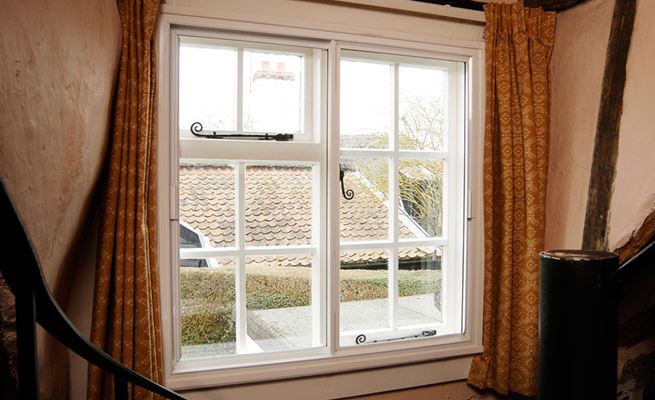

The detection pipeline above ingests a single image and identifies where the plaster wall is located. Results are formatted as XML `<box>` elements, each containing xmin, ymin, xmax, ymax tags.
<box><xmin>547</xmin><ymin>0</ymin><xmax>655</xmax><ymax>251</ymax></box>
<box><xmin>610</xmin><ymin>0</ymin><xmax>655</xmax><ymax>389</ymax></box>
<box><xmin>0</xmin><ymin>0</ymin><xmax>121</xmax><ymax>397</ymax></box>
<box><xmin>608</xmin><ymin>0</ymin><xmax>655</xmax><ymax>249</ymax></box>
<box><xmin>0</xmin><ymin>0</ymin><xmax>121</xmax><ymax>297</ymax></box>
<box><xmin>545</xmin><ymin>0</ymin><xmax>655</xmax><ymax>395</ymax></box>
<box><xmin>545</xmin><ymin>0</ymin><xmax>614</xmax><ymax>250</ymax></box>
<box><xmin>163</xmin><ymin>0</ymin><xmax>484</xmax><ymax>45</ymax></box>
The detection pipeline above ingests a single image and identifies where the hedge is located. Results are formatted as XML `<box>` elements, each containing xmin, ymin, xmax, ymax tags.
<box><xmin>180</xmin><ymin>266</ymin><xmax>441</xmax><ymax>345</ymax></box>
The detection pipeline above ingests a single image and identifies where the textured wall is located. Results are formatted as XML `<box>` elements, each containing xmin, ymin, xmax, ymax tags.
<box><xmin>546</xmin><ymin>0</ymin><xmax>655</xmax><ymax>397</ymax></box>
<box><xmin>0</xmin><ymin>0</ymin><xmax>120</xmax><ymax>293</ymax></box>
<box><xmin>169</xmin><ymin>0</ymin><xmax>484</xmax><ymax>43</ymax></box>
<box><xmin>545</xmin><ymin>0</ymin><xmax>614</xmax><ymax>250</ymax></box>
<box><xmin>0</xmin><ymin>0</ymin><xmax>121</xmax><ymax>397</ymax></box>
<box><xmin>608</xmin><ymin>0</ymin><xmax>655</xmax><ymax>249</ymax></box>
<box><xmin>547</xmin><ymin>0</ymin><xmax>655</xmax><ymax>251</ymax></box>
<box><xmin>608</xmin><ymin>1</ymin><xmax>655</xmax><ymax>393</ymax></box>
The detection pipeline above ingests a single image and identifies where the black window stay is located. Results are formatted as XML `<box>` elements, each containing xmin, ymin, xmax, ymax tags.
<box><xmin>189</xmin><ymin>121</ymin><xmax>355</xmax><ymax>200</ymax></box>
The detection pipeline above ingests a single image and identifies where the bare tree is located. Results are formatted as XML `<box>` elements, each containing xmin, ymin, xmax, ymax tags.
<box><xmin>399</xmin><ymin>94</ymin><xmax>445</xmax><ymax>151</ymax></box>
<box><xmin>352</xmin><ymin>93</ymin><xmax>445</xmax><ymax>237</ymax></box>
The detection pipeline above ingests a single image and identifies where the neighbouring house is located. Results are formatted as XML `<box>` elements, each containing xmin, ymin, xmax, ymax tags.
<box><xmin>177</xmin><ymin>163</ymin><xmax>444</xmax><ymax>356</ymax></box>
<box><xmin>178</xmin><ymin>163</ymin><xmax>441</xmax><ymax>270</ymax></box>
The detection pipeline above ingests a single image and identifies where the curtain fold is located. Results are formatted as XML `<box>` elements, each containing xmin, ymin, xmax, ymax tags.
<box><xmin>468</xmin><ymin>2</ymin><xmax>555</xmax><ymax>396</ymax></box>
<box><xmin>87</xmin><ymin>0</ymin><xmax>162</xmax><ymax>398</ymax></box>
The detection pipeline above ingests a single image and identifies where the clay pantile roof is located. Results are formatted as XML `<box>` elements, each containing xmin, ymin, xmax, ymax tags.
<box><xmin>179</xmin><ymin>164</ymin><xmax>433</xmax><ymax>266</ymax></box>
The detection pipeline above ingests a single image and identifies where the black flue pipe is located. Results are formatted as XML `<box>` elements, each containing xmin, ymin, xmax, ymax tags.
<box><xmin>539</xmin><ymin>250</ymin><xmax>619</xmax><ymax>399</ymax></box>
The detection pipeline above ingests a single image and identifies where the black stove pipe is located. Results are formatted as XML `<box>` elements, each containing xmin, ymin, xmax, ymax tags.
<box><xmin>539</xmin><ymin>250</ymin><xmax>619</xmax><ymax>399</ymax></box>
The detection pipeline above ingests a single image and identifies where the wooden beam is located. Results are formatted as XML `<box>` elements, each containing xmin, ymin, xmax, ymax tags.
<box><xmin>615</xmin><ymin>207</ymin><xmax>655</xmax><ymax>263</ymax></box>
<box><xmin>413</xmin><ymin>0</ymin><xmax>586</xmax><ymax>12</ymax></box>
<box><xmin>413</xmin><ymin>0</ymin><xmax>483</xmax><ymax>11</ymax></box>
<box><xmin>524</xmin><ymin>0</ymin><xmax>585</xmax><ymax>11</ymax></box>
<box><xmin>582</xmin><ymin>0</ymin><xmax>638</xmax><ymax>251</ymax></box>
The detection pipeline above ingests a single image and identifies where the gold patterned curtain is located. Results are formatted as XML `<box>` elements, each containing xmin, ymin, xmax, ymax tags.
<box><xmin>87</xmin><ymin>0</ymin><xmax>162</xmax><ymax>398</ymax></box>
<box><xmin>467</xmin><ymin>2</ymin><xmax>555</xmax><ymax>396</ymax></box>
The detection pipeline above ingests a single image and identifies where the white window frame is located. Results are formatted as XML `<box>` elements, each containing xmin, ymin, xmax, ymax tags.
<box><xmin>157</xmin><ymin>5</ymin><xmax>485</xmax><ymax>392</ymax></box>
<box><xmin>177</xmin><ymin>34</ymin><xmax>318</xmax><ymax>140</ymax></box>
<box><xmin>173</xmin><ymin>30</ymin><xmax>329</xmax><ymax>368</ymax></box>
<box><xmin>337</xmin><ymin>48</ymin><xmax>465</xmax><ymax>347</ymax></box>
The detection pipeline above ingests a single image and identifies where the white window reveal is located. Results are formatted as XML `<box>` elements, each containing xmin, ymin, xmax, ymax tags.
<box><xmin>161</xmin><ymin>19</ymin><xmax>483</xmax><ymax>386</ymax></box>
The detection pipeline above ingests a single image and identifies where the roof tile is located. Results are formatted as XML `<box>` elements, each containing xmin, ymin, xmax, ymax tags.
<box><xmin>179</xmin><ymin>164</ymin><xmax>436</xmax><ymax>266</ymax></box>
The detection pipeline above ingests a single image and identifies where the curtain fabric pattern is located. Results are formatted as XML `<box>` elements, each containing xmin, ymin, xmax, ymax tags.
<box><xmin>467</xmin><ymin>2</ymin><xmax>555</xmax><ymax>396</ymax></box>
<box><xmin>87</xmin><ymin>0</ymin><xmax>162</xmax><ymax>398</ymax></box>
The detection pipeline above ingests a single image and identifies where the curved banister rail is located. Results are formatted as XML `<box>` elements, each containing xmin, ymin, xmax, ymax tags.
<box><xmin>607</xmin><ymin>238</ymin><xmax>655</xmax><ymax>289</ymax></box>
<box><xmin>0</xmin><ymin>180</ymin><xmax>188</xmax><ymax>400</ymax></box>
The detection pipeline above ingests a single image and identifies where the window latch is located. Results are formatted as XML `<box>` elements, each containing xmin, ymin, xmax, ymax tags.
<box><xmin>339</xmin><ymin>166</ymin><xmax>354</xmax><ymax>200</ymax></box>
<box><xmin>190</xmin><ymin>122</ymin><xmax>294</xmax><ymax>141</ymax></box>
<box><xmin>355</xmin><ymin>330</ymin><xmax>437</xmax><ymax>345</ymax></box>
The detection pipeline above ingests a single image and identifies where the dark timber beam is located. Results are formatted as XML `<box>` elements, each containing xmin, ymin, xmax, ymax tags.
<box><xmin>582</xmin><ymin>0</ymin><xmax>638</xmax><ymax>251</ymax></box>
<box><xmin>615</xmin><ymin>208</ymin><xmax>655</xmax><ymax>264</ymax></box>
<box><xmin>413</xmin><ymin>0</ymin><xmax>586</xmax><ymax>12</ymax></box>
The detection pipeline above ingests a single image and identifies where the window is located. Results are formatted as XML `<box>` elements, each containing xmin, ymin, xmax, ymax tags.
<box><xmin>159</xmin><ymin>10</ymin><xmax>483</xmax><ymax>388</ymax></box>
<box><xmin>338</xmin><ymin>51</ymin><xmax>465</xmax><ymax>347</ymax></box>
<box><xmin>178</xmin><ymin>36</ymin><xmax>321</xmax><ymax>141</ymax></box>
<box><xmin>175</xmin><ymin>33</ymin><xmax>327</xmax><ymax>363</ymax></box>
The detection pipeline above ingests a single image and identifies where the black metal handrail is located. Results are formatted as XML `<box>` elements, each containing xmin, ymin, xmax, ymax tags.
<box><xmin>0</xmin><ymin>180</ymin><xmax>188</xmax><ymax>400</ymax></box>
<box><xmin>607</xmin><ymin>238</ymin><xmax>655</xmax><ymax>288</ymax></box>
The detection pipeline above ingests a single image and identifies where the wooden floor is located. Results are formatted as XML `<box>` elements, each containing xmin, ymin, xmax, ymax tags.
<box><xmin>342</xmin><ymin>382</ymin><xmax>499</xmax><ymax>400</ymax></box>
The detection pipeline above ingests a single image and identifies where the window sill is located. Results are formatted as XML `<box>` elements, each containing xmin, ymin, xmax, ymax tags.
<box><xmin>166</xmin><ymin>336</ymin><xmax>482</xmax><ymax>391</ymax></box>
<box><xmin>171</xmin><ymin>354</ymin><xmax>479</xmax><ymax>399</ymax></box>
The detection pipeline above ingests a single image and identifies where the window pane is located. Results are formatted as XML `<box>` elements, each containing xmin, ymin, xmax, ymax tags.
<box><xmin>340</xmin><ymin>249</ymin><xmax>389</xmax><ymax>340</ymax></box>
<box><xmin>340</xmin><ymin>158</ymin><xmax>389</xmax><ymax>242</ymax></box>
<box><xmin>180</xmin><ymin>257</ymin><xmax>237</xmax><ymax>359</ymax></box>
<box><xmin>243</xmin><ymin>51</ymin><xmax>303</xmax><ymax>133</ymax></box>
<box><xmin>245</xmin><ymin>164</ymin><xmax>314</xmax><ymax>246</ymax></box>
<box><xmin>179</xmin><ymin>41</ymin><xmax>236</xmax><ymax>132</ymax></box>
<box><xmin>398</xmin><ymin>246</ymin><xmax>443</xmax><ymax>328</ymax></box>
<box><xmin>246</xmin><ymin>255</ymin><xmax>316</xmax><ymax>351</ymax></box>
<box><xmin>179</xmin><ymin>161</ymin><xmax>235</xmax><ymax>247</ymax></box>
<box><xmin>340</xmin><ymin>59</ymin><xmax>392</xmax><ymax>149</ymax></box>
<box><xmin>398</xmin><ymin>159</ymin><xmax>444</xmax><ymax>239</ymax></box>
<box><xmin>399</xmin><ymin>66</ymin><xmax>446</xmax><ymax>151</ymax></box>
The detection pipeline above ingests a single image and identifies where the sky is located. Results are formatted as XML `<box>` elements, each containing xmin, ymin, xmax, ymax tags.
<box><xmin>178</xmin><ymin>39</ymin><xmax>452</xmax><ymax>150</ymax></box>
